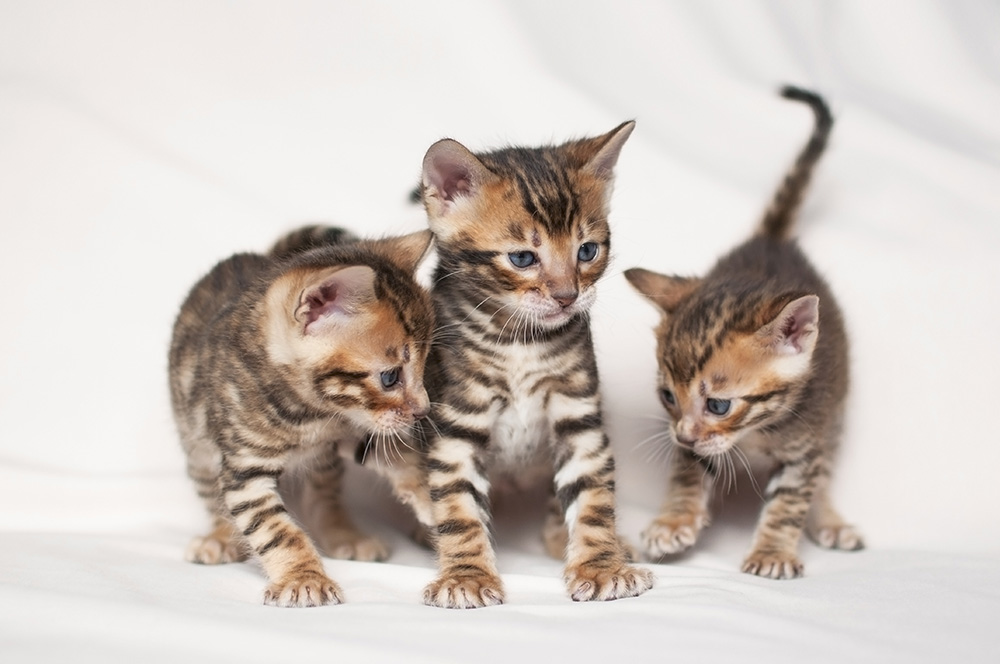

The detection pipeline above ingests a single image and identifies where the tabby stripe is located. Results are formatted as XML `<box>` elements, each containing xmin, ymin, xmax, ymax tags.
<box><xmin>230</xmin><ymin>496</ymin><xmax>269</xmax><ymax>516</ymax></box>
<box><xmin>554</xmin><ymin>412</ymin><xmax>602</xmax><ymax>438</ymax></box>
<box><xmin>455</xmin><ymin>250</ymin><xmax>499</xmax><ymax>266</ymax></box>
<box><xmin>256</xmin><ymin>531</ymin><xmax>287</xmax><ymax>556</ymax></box>
<box><xmin>430</xmin><ymin>480</ymin><xmax>490</xmax><ymax>513</ymax></box>
<box><xmin>424</xmin><ymin>458</ymin><xmax>460</xmax><ymax>474</ymax></box>
<box><xmin>743</xmin><ymin>388</ymin><xmax>790</xmax><ymax>404</ymax></box>
<box><xmin>556</xmin><ymin>475</ymin><xmax>603</xmax><ymax>513</ymax></box>
<box><xmin>242</xmin><ymin>504</ymin><xmax>288</xmax><ymax>537</ymax></box>
<box><xmin>223</xmin><ymin>465</ymin><xmax>281</xmax><ymax>489</ymax></box>
<box><xmin>437</xmin><ymin>519</ymin><xmax>480</xmax><ymax>536</ymax></box>
<box><xmin>435</xmin><ymin>421</ymin><xmax>490</xmax><ymax>448</ymax></box>
<box><xmin>446</xmin><ymin>563</ymin><xmax>491</xmax><ymax>576</ymax></box>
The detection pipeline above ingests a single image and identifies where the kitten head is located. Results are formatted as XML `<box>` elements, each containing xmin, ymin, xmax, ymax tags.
<box><xmin>420</xmin><ymin>122</ymin><xmax>634</xmax><ymax>331</ymax></box>
<box><xmin>266</xmin><ymin>231</ymin><xmax>435</xmax><ymax>435</ymax></box>
<box><xmin>625</xmin><ymin>267</ymin><xmax>820</xmax><ymax>458</ymax></box>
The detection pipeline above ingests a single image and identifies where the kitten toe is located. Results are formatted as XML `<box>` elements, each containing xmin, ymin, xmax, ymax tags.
<box><xmin>741</xmin><ymin>552</ymin><xmax>804</xmax><ymax>580</ymax></box>
<box><xmin>263</xmin><ymin>571</ymin><xmax>343</xmax><ymax>607</ymax></box>
<box><xmin>811</xmin><ymin>524</ymin><xmax>865</xmax><ymax>551</ymax></box>
<box><xmin>185</xmin><ymin>532</ymin><xmax>247</xmax><ymax>565</ymax></box>
<box><xmin>316</xmin><ymin>528</ymin><xmax>389</xmax><ymax>562</ymax></box>
<box><xmin>422</xmin><ymin>574</ymin><xmax>505</xmax><ymax>609</ymax></box>
<box><xmin>642</xmin><ymin>513</ymin><xmax>707</xmax><ymax>558</ymax></box>
<box><xmin>565</xmin><ymin>564</ymin><xmax>654</xmax><ymax>602</ymax></box>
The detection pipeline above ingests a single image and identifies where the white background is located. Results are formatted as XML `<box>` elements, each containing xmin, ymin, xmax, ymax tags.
<box><xmin>1</xmin><ymin>1</ymin><xmax>998</xmax><ymax>662</ymax></box>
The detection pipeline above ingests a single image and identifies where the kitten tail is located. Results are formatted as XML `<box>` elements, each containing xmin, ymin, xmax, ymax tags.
<box><xmin>758</xmin><ymin>86</ymin><xmax>833</xmax><ymax>242</ymax></box>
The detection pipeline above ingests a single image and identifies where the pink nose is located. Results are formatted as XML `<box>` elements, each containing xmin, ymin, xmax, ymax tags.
<box><xmin>552</xmin><ymin>290</ymin><xmax>578</xmax><ymax>307</ymax></box>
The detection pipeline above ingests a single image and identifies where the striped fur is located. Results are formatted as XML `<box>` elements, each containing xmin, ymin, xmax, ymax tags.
<box><xmin>169</xmin><ymin>226</ymin><xmax>434</xmax><ymax>606</ymax></box>
<box><xmin>625</xmin><ymin>86</ymin><xmax>863</xmax><ymax>580</ymax></box>
<box><xmin>418</xmin><ymin>122</ymin><xmax>654</xmax><ymax>608</ymax></box>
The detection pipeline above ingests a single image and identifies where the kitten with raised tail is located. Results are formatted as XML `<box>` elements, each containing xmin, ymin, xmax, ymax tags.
<box><xmin>169</xmin><ymin>225</ymin><xmax>434</xmax><ymax>606</ymax></box>
<box><xmin>417</xmin><ymin>122</ymin><xmax>654</xmax><ymax>608</ymax></box>
<box><xmin>625</xmin><ymin>86</ymin><xmax>863</xmax><ymax>580</ymax></box>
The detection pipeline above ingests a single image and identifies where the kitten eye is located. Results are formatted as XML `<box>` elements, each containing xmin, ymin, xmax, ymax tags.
<box><xmin>577</xmin><ymin>242</ymin><xmax>599</xmax><ymax>262</ymax></box>
<box><xmin>659</xmin><ymin>388</ymin><xmax>676</xmax><ymax>408</ymax></box>
<box><xmin>380</xmin><ymin>368</ymin><xmax>400</xmax><ymax>389</ymax></box>
<box><xmin>508</xmin><ymin>251</ymin><xmax>537</xmax><ymax>268</ymax></box>
<box><xmin>706</xmin><ymin>398</ymin><xmax>731</xmax><ymax>416</ymax></box>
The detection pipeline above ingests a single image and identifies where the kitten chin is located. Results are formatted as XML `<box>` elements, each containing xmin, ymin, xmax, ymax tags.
<box><xmin>626</xmin><ymin>86</ymin><xmax>862</xmax><ymax>580</ymax></box>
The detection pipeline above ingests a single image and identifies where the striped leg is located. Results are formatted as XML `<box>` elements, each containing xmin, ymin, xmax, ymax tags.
<box><xmin>741</xmin><ymin>454</ymin><xmax>821</xmax><ymax>580</ymax></box>
<box><xmin>298</xmin><ymin>447</ymin><xmax>388</xmax><ymax>562</ymax></box>
<box><xmin>551</xmin><ymin>393</ymin><xmax>653</xmax><ymax>601</ymax></box>
<box><xmin>421</xmin><ymin>422</ymin><xmax>503</xmax><ymax>609</ymax></box>
<box><xmin>221</xmin><ymin>450</ymin><xmax>342</xmax><ymax>607</ymax></box>
<box><xmin>642</xmin><ymin>448</ymin><xmax>713</xmax><ymax>558</ymax></box>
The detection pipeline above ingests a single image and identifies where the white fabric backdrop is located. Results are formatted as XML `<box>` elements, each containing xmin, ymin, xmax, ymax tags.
<box><xmin>1</xmin><ymin>1</ymin><xmax>998</xmax><ymax>662</ymax></box>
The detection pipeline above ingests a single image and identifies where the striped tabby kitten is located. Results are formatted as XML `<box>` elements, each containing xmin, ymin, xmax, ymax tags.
<box><xmin>418</xmin><ymin>122</ymin><xmax>654</xmax><ymax>608</ymax></box>
<box><xmin>625</xmin><ymin>87</ymin><xmax>863</xmax><ymax>580</ymax></box>
<box><xmin>169</xmin><ymin>226</ymin><xmax>434</xmax><ymax>606</ymax></box>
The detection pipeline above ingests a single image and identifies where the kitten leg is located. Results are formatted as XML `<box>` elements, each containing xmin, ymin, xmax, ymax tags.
<box><xmin>300</xmin><ymin>448</ymin><xmax>388</xmax><ymax>562</ymax></box>
<box><xmin>806</xmin><ymin>485</ymin><xmax>864</xmax><ymax>551</ymax></box>
<box><xmin>422</xmin><ymin>431</ymin><xmax>504</xmax><ymax>609</ymax></box>
<box><xmin>185</xmin><ymin>518</ymin><xmax>249</xmax><ymax>564</ymax></box>
<box><xmin>742</xmin><ymin>456</ymin><xmax>821</xmax><ymax>579</ymax></box>
<box><xmin>544</xmin><ymin>494</ymin><xmax>637</xmax><ymax>562</ymax></box>
<box><xmin>551</xmin><ymin>394</ymin><xmax>653</xmax><ymax>602</ymax></box>
<box><xmin>221</xmin><ymin>452</ymin><xmax>343</xmax><ymax>607</ymax></box>
<box><xmin>642</xmin><ymin>449</ymin><xmax>713</xmax><ymax>558</ymax></box>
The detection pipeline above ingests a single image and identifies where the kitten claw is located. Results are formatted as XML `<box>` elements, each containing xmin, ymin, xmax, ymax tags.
<box><xmin>741</xmin><ymin>553</ymin><xmax>804</xmax><ymax>580</ymax></box>
<box><xmin>263</xmin><ymin>571</ymin><xmax>344</xmax><ymax>607</ymax></box>
<box><xmin>565</xmin><ymin>564</ymin><xmax>654</xmax><ymax>602</ymax></box>
<box><xmin>423</xmin><ymin>574</ymin><xmax>505</xmax><ymax>609</ymax></box>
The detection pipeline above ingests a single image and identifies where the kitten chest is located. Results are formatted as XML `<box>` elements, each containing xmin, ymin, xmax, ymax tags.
<box><xmin>489</xmin><ymin>347</ymin><xmax>552</xmax><ymax>472</ymax></box>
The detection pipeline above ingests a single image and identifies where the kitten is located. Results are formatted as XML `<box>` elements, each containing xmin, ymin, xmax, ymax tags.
<box><xmin>625</xmin><ymin>86</ymin><xmax>863</xmax><ymax>580</ymax></box>
<box><xmin>417</xmin><ymin>122</ymin><xmax>655</xmax><ymax>608</ymax></box>
<box><xmin>169</xmin><ymin>225</ymin><xmax>434</xmax><ymax>606</ymax></box>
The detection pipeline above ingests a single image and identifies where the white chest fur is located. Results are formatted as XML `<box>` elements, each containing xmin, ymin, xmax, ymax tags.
<box><xmin>488</xmin><ymin>345</ymin><xmax>554</xmax><ymax>475</ymax></box>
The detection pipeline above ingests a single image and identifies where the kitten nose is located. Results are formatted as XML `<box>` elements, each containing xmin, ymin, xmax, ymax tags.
<box><xmin>552</xmin><ymin>290</ymin><xmax>578</xmax><ymax>308</ymax></box>
<box><xmin>674</xmin><ymin>432</ymin><xmax>696</xmax><ymax>447</ymax></box>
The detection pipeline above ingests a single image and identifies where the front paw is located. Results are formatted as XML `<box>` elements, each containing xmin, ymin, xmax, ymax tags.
<box><xmin>315</xmin><ymin>527</ymin><xmax>389</xmax><ymax>562</ymax></box>
<box><xmin>565</xmin><ymin>564</ymin><xmax>654</xmax><ymax>602</ymax></box>
<box><xmin>423</xmin><ymin>573</ymin><xmax>505</xmax><ymax>609</ymax></box>
<box><xmin>263</xmin><ymin>570</ymin><xmax>344</xmax><ymax>607</ymax></box>
<box><xmin>741</xmin><ymin>551</ymin><xmax>804</xmax><ymax>580</ymax></box>
<box><xmin>642</xmin><ymin>511</ymin><xmax>708</xmax><ymax>558</ymax></box>
<box><xmin>810</xmin><ymin>524</ymin><xmax>864</xmax><ymax>551</ymax></box>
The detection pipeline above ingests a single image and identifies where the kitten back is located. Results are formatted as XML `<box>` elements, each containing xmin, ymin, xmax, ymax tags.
<box><xmin>268</xmin><ymin>225</ymin><xmax>359</xmax><ymax>262</ymax></box>
<box><xmin>758</xmin><ymin>86</ymin><xmax>833</xmax><ymax>242</ymax></box>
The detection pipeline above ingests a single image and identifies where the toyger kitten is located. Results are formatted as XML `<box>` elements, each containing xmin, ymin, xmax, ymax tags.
<box><xmin>169</xmin><ymin>226</ymin><xmax>434</xmax><ymax>606</ymax></box>
<box><xmin>625</xmin><ymin>86</ymin><xmax>864</xmax><ymax>580</ymax></box>
<box><xmin>417</xmin><ymin>122</ymin><xmax>654</xmax><ymax>608</ymax></box>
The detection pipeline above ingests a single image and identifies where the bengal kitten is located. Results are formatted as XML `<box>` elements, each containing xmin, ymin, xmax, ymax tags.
<box><xmin>417</xmin><ymin>122</ymin><xmax>655</xmax><ymax>608</ymax></box>
<box><xmin>625</xmin><ymin>87</ymin><xmax>864</xmax><ymax>580</ymax></box>
<box><xmin>169</xmin><ymin>225</ymin><xmax>434</xmax><ymax>607</ymax></box>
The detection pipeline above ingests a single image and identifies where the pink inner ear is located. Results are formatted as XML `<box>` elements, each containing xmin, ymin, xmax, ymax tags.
<box><xmin>775</xmin><ymin>296</ymin><xmax>819</xmax><ymax>352</ymax></box>
<box><xmin>428</xmin><ymin>156</ymin><xmax>472</xmax><ymax>202</ymax></box>
<box><xmin>303</xmin><ymin>282</ymin><xmax>342</xmax><ymax>328</ymax></box>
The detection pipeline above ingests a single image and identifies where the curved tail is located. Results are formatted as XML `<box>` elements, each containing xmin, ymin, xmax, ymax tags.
<box><xmin>267</xmin><ymin>225</ymin><xmax>359</xmax><ymax>262</ymax></box>
<box><xmin>758</xmin><ymin>85</ymin><xmax>833</xmax><ymax>241</ymax></box>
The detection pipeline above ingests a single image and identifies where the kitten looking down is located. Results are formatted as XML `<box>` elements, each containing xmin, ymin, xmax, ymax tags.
<box><xmin>626</xmin><ymin>86</ymin><xmax>863</xmax><ymax>579</ymax></box>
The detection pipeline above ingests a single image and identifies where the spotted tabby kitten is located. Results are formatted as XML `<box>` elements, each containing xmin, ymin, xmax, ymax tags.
<box><xmin>417</xmin><ymin>122</ymin><xmax>654</xmax><ymax>608</ymax></box>
<box><xmin>169</xmin><ymin>225</ymin><xmax>434</xmax><ymax>607</ymax></box>
<box><xmin>625</xmin><ymin>87</ymin><xmax>863</xmax><ymax>580</ymax></box>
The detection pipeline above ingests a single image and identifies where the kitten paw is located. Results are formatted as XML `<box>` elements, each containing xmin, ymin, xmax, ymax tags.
<box><xmin>422</xmin><ymin>574</ymin><xmax>505</xmax><ymax>609</ymax></box>
<box><xmin>810</xmin><ymin>524</ymin><xmax>865</xmax><ymax>551</ymax></box>
<box><xmin>641</xmin><ymin>512</ymin><xmax>708</xmax><ymax>558</ymax></box>
<box><xmin>315</xmin><ymin>528</ymin><xmax>389</xmax><ymax>562</ymax></box>
<box><xmin>263</xmin><ymin>571</ymin><xmax>343</xmax><ymax>607</ymax></box>
<box><xmin>741</xmin><ymin>552</ymin><xmax>804</xmax><ymax>580</ymax></box>
<box><xmin>185</xmin><ymin>533</ymin><xmax>247</xmax><ymax>564</ymax></box>
<box><xmin>565</xmin><ymin>564</ymin><xmax>654</xmax><ymax>602</ymax></box>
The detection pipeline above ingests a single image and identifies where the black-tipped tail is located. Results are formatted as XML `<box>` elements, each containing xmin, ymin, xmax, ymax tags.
<box><xmin>267</xmin><ymin>225</ymin><xmax>358</xmax><ymax>262</ymax></box>
<box><xmin>758</xmin><ymin>85</ymin><xmax>833</xmax><ymax>241</ymax></box>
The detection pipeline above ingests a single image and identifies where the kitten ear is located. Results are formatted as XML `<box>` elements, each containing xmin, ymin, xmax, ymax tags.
<box><xmin>576</xmin><ymin>120</ymin><xmax>635</xmax><ymax>180</ymax></box>
<box><xmin>421</xmin><ymin>139</ymin><xmax>494</xmax><ymax>218</ymax></box>
<box><xmin>624</xmin><ymin>267</ymin><xmax>700</xmax><ymax>314</ymax></box>
<box><xmin>294</xmin><ymin>265</ymin><xmax>376</xmax><ymax>336</ymax></box>
<box><xmin>757</xmin><ymin>294</ymin><xmax>820</xmax><ymax>355</ymax></box>
<box><xmin>370</xmin><ymin>230</ymin><xmax>434</xmax><ymax>275</ymax></box>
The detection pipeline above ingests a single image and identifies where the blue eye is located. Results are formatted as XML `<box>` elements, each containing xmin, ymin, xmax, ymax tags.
<box><xmin>577</xmin><ymin>242</ymin><xmax>599</xmax><ymax>262</ymax></box>
<box><xmin>508</xmin><ymin>251</ymin><xmax>537</xmax><ymax>268</ymax></box>
<box><xmin>380</xmin><ymin>369</ymin><xmax>400</xmax><ymax>389</ymax></box>
<box><xmin>706</xmin><ymin>398</ymin><xmax>731</xmax><ymax>416</ymax></box>
<box><xmin>659</xmin><ymin>388</ymin><xmax>676</xmax><ymax>408</ymax></box>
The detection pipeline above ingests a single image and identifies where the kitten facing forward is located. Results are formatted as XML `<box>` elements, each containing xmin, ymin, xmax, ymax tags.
<box><xmin>417</xmin><ymin>123</ymin><xmax>654</xmax><ymax>608</ymax></box>
<box><xmin>625</xmin><ymin>87</ymin><xmax>863</xmax><ymax>580</ymax></box>
<box><xmin>169</xmin><ymin>226</ymin><xmax>434</xmax><ymax>606</ymax></box>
